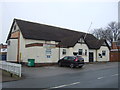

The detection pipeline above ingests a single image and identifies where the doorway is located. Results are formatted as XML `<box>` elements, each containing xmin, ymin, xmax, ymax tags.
<box><xmin>89</xmin><ymin>52</ymin><xmax>94</xmax><ymax>62</ymax></box>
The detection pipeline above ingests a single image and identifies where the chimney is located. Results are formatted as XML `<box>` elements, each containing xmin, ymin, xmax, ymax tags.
<box><xmin>112</xmin><ymin>41</ymin><xmax>117</xmax><ymax>49</ymax></box>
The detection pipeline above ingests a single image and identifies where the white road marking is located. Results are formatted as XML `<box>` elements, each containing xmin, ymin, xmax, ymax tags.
<box><xmin>97</xmin><ymin>77</ymin><xmax>104</xmax><ymax>80</ymax></box>
<box><xmin>111</xmin><ymin>74</ymin><xmax>118</xmax><ymax>76</ymax></box>
<box><xmin>50</xmin><ymin>82</ymin><xmax>80</xmax><ymax>89</ymax></box>
<box><xmin>42</xmin><ymin>73</ymin><xmax>119</xmax><ymax>90</ymax></box>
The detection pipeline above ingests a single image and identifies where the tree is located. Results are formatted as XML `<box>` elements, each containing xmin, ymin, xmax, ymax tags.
<box><xmin>91</xmin><ymin>22</ymin><xmax>120</xmax><ymax>45</ymax></box>
<box><xmin>107</xmin><ymin>22</ymin><xmax>120</xmax><ymax>41</ymax></box>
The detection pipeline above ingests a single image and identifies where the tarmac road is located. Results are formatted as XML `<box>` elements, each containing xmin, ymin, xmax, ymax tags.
<box><xmin>2</xmin><ymin>62</ymin><xmax>119</xmax><ymax>89</ymax></box>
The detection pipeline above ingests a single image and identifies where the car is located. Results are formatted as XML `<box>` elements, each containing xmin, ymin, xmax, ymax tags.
<box><xmin>58</xmin><ymin>56</ymin><xmax>84</xmax><ymax>68</ymax></box>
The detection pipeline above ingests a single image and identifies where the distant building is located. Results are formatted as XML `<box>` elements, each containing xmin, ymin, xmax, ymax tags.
<box><xmin>6</xmin><ymin>19</ymin><xmax>110</xmax><ymax>66</ymax></box>
<box><xmin>0</xmin><ymin>44</ymin><xmax>7</xmax><ymax>60</ymax></box>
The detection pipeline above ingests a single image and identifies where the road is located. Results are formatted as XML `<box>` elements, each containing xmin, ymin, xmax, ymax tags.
<box><xmin>2</xmin><ymin>62</ymin><xmax>119</xmax><ymax>89</ymax></box>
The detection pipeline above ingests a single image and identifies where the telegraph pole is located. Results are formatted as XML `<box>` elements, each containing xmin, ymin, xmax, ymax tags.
<box><xmin>84</xmin><ymin>22</ymin><xmax>92</xmax><ymax>40</ymax></box>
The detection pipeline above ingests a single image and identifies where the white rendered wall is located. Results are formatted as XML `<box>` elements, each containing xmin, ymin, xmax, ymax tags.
<box><xmin>19</xmin><ymin>32</ymin><xmax>26</xmax><ymax>62</ymax></box>
<box><xmin>72</xmin><ymin>43</ymin><xmax>89</xmax><ymax>62</ymax></box>
<box><xmin>60</xmin><ymin>43</ymin><xmax>89</xmax><ymax>62</ymax></box>
<box><xmin>25</xmin><ymin>46</ymin><xmax>59</xmax><ymax>63</ymax></box>
<box><xmin>24</xmin><ymin>39</ymin><xmax>59</xmax><ymax>63</ymax></box>
<box><xmin>7</xmin><ymin>39</ymin><xmax>18</xmax><ymax>62</ymax></box>
<box><xmin>97</xmin><ymin>46</ymin><xmax>109</xmax><ymax>61</ymax></box>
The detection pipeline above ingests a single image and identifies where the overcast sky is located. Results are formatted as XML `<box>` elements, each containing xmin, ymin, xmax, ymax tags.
<box><xmin>0</xmin><ymin>0</ymin><xmax>119</xmax><ymax>44</ymax></box>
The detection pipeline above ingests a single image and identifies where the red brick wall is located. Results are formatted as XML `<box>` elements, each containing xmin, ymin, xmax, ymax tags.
<box><xmin>110</xmin><ymin>51</ymin><xmax>120</xmax><ymax>62</ymax></box>
<box><xmin>0</xmin><ymin>45</ymin><xmax>7</xmax><ymax>49</ymax></box>
<box><xmin>112</xmin><ymin>42</ymin><xmax>120</xmax><ymax>49</ymax></box>
<box><xmin>110</xmin><ymin>42</ymin><xmax>120</xmax><ymax>62</ymax></box>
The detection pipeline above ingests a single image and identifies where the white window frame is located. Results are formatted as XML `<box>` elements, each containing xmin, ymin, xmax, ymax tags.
<box><xmin>62</xmin><ymin>49</ymin><xmax>66</xmax><ymax>55</ymax></box>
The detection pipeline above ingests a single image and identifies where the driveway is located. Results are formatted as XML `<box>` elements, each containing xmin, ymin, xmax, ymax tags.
<box><xmin>2</xmin><ymin>62</ymin><xmax>119</xmax><ymax>88</ymax></box>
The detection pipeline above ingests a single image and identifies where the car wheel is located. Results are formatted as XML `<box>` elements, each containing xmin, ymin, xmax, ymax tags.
<box><xmin>79</xmin><ymin>66</ymin><xmax>83</xmax><ymax>68</ymax></box>
<box><xmin>70</xmin><ymin>64</ymin><xmax>74</xmax><ymax>68</ymax></box>
<box><xmin>58</xmin><ymin>62</ymin><xmax>62</xmax><ymax>67</ymax></box>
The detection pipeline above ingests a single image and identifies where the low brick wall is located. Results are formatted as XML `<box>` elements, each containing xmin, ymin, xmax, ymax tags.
<box><xmin>110</xmin><ymin>51</ymin><xmax>120</xmax><ymax>62</ymax></box>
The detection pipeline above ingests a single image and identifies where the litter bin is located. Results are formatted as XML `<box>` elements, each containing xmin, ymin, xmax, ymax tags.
<box><xmin>28</xmin><ymin>59</ymin><xmax>35</xmax><ymax>67</ymax></box>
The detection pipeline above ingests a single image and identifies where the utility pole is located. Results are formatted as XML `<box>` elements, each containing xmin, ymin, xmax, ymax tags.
<box><xmin>84</xmin><ymin>22</ymin><xmax>92</xmax><ymax>40</ymax></box>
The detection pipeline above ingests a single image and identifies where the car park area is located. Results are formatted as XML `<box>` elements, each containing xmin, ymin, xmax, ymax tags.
<box><xmin>2</xmin><ymin>62</ymin><xmax>119</xmax><ymax>88</ymax></box>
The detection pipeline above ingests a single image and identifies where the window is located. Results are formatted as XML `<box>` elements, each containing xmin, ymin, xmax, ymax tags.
<box><xmin>63</xmin><ymin>56</ymin><xmax>68</xmax><ymax>60</ymax></box>
<box><xmin>68</xmin><ymin>57</ymin><xmax>76</xmax><ymax>60</ymax></box>
<box><xmin>78</xmin><ymin>49</ymin><xmax>82</xmax><ymax>55</ymax></box>
<box><xmin>14</xmin><ymin>25</ymin><xmax>16</xmax><ymax>30</ymax></box>
<box><xmin>63</xmin><ymin>56</ymin><xmax>75</xmax><ymax>60</ymax></box>
<box><xmin>99</xmin><ymin>53</ymin><xmax>102</xmax><ymax>58</ymax></box>
<box><xmin>102</xmin><ymin>51</ymin><xmax>106</xmax><ymax>56</ymax></box>
<box><xmin>62</xmin><ymin>49</ymin><xmax>66</xmax><ymax>55</ymax></box>
<box><xmin>47</xmin><ymin>55</ymin><xmax>51</xmax><ymax>58</ymax></box>
<box><xmin>85</xmin><ymin>50</ymin><xmax>87</xmax><ymax>56</ymax></box>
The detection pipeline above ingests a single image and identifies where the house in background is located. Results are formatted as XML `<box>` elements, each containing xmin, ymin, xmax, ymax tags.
<box><xmin>110</xmin><ymin>41</ymin><xmax>120</xmax><ymax>62</ymax></box>
<box><xmin>6</xmin><ymin>19</ymin><xmax>110</xmax><ymax>66</ymax></box>
<box><xmin>0</xmin><ymin>44</ymin><xmax>7</xmax><ymax>61</ymax></box>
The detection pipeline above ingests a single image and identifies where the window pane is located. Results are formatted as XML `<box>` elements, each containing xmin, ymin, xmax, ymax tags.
<box><xmin>14</xmin><ymin>25</ymin><xmax>16</xmax><ymax>30</ymax></box>
<box><xmin>78</xmin><ymin>49</ymin><xmax>82</xmax><ymax>55</ymax></box>
<box><xmin>63</xmin><ymin>49</ymin><xmax>66</xmax><ymax>55</ymax></box>
<box><xmin>102</xmin><ymin>51</ymin><xmax>106</xmax><ymax>56</ymax></box>
<box><xmin>63</xmin><ymin>57</ymin><xmax>68</xmax><ymax>60</ymax></box>
<box><xmin>47</xmin><ymin>55</ymin><xmax>51</xmax><ymax>58</ymax></box>
<box><xmin>68</xmin><ymin>57</ymin><xmax>75</xmax><ymax>60</ymax></box>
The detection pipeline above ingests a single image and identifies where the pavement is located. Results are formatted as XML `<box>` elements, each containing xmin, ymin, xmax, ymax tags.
<box><xmin>2</xmin><ymin>62</ymin><xmax>119</xmax><ymax>88</ymax></box>
<box><xmin>0</xmin><ymin>69</ymin><xmax>22</xmax><ymax>82</ymax></box>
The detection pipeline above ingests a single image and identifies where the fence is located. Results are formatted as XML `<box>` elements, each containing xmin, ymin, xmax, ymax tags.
<box><xmin>0</xmin><ymin>61</ymin><xmax>22</xmax><ymax>77</ymax></box>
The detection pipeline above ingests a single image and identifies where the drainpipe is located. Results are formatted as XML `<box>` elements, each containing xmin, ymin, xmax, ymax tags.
<box><xmin>17</xmin><ymin>32</ymin><xmax>20</xmax><ymax>63</ymax></box>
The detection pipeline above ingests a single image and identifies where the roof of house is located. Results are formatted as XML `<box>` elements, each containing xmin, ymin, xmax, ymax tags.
<box><xmin>7</xmin><ymin>19</ymin><xmax>109</xmax><ymax>49</ymax></box>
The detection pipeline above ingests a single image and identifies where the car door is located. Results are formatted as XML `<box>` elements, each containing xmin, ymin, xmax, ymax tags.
<box><xmin>66</xmin><ymin>57</ymin><xmax>75</xmax><ymax>66</ymax></box>
<box><xmin>62</xmin><ymin>56</ymin><xmax>69</xmax><ymax>66</ymax></box>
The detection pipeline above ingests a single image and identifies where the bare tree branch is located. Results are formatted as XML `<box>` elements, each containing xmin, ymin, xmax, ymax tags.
<box><xmin>91</xmin><ymin>21</ymin><xmax>120</xmax><ymax>45</ymax></box>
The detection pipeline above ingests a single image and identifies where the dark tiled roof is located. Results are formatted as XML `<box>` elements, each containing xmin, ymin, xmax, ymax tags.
<box><xmin>84</xmin><ymin>34</ymin><xmax>105</xmax><ymax>49</ymax></box>
<box><xmin>7</xmin><ymin>19</ymin><xmax>109</xmax><ymax>49</ymax></box>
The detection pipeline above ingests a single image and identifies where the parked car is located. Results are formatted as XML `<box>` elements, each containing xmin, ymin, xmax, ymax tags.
<box><xmin>58</xmin><ymin>56</ymin><xmax>84</xmax><ymax>68</ymax></box>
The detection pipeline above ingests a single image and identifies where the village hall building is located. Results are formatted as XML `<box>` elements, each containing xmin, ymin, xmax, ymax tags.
<box><xmin>6</xmin><ymin>19</ymin><xmax>110</xmax><ymax>65</ymax></box>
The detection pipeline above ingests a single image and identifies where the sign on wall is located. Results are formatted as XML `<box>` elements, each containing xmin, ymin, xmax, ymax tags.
<box><xmin>45</xmin><ymin>48</ymin><xmax>52</xmax><ymax>58</ymax></box>
<box><xmin>46</xmin><ymin>48</ymin><xmax>52</xmax><ymax>54</ymax></box>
